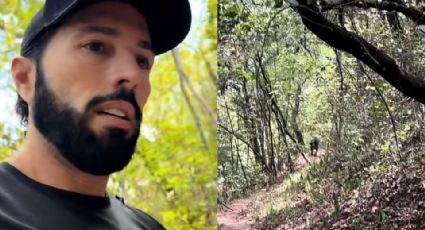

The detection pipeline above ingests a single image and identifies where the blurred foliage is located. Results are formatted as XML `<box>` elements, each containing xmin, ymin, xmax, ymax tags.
<box><xmin>0</xmin><ymin>0</ymin><xmax>217</xmax><ymax>229</ymax></box>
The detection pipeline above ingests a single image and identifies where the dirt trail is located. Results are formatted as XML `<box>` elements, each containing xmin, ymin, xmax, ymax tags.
<box><xmin>218</xmin><ymin>198</ymin><xmax>253</xmax><ymax>230</ymax></box>
<box><xmin>217</xmin><ymin>150</ymin><xmax>324</xmax><ymax>229</ymax></box>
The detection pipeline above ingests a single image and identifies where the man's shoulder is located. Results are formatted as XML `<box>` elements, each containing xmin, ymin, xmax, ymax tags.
<box><xmin>112</xmin><ymin>196</ymin><xmax>166</xmax><ymax>230</ymax></box>
<box><xmin>0</xmin><ymin>162</ymin><xmax>16</xmax><ymax>179</ymax></box>
<box><xmin>0</xmin><ymin>162</ymin><xmax>14</xmax><ymax>188</ymax></box>
<box><xmin>0</xmin><ymin>162</ymin><xmax>10</xmax><ymax>171</ymax></box>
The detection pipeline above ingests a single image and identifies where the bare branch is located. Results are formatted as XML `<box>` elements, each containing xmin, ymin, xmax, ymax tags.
<box><xmin>321</xmin><ymin>0</ymin><xmax>425</xmax><ymax>24</ymax></box>
<box><xmin>294</xmin><ymin>3</ymin><xmax>425</xmax><ymax>104</ymax></box>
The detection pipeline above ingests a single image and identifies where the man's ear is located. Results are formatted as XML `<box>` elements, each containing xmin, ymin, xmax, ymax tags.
<box><xmin>11</xmin><ymin>57</ymin><xmax>37</xmax><ymax>104</ymax></box>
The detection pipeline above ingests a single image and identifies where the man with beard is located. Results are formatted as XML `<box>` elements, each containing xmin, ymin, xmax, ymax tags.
<box><xmin>0</xmin><ymin>0</ymin><xmax>191</xmax><ymax>229</ymax></box>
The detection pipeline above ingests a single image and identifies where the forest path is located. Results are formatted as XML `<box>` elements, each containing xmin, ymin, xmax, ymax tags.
<box><xmin>218</xmin><ymin>150</ymin><xmax>325</xmax><ymax>229</ymax></box>
<box><xmin>217</xmin><ymin>198</ymin><xmax>254</xmax><ymax>230</ymax></box>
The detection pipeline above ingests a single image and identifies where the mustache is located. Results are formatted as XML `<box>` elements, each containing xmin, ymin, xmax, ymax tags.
<box><xmin>85</xmin><ymin>88</ymin><xmax>142</xmax><ymax>121</ymax></box>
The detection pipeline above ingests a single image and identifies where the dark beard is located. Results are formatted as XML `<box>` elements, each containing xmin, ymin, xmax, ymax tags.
<box><xmin>32</xmin><ymin>64</ymin><xmax>142</xmax><ymax>175</ymax></box>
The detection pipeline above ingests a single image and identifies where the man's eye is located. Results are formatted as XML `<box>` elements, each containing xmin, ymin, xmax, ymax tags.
<box><xmin>83</xmin><ymin>42</ymin><xmax>106</xmax><ymax>53</ymax></box>
<box><xmin>137</xmin><ymin>57</ymin><xmax>150</xmax><ymax>70</ymax></box>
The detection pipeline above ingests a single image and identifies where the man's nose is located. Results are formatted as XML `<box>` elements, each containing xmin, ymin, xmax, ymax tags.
<box><xmin>109</xmin><ymin>53</ymin><xmax>142</xmax><ymax>91</ymax></box>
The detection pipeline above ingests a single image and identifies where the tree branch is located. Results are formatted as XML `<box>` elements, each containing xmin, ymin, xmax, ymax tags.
<box><xmin>293</xmin><ymin>3</ymin><xmax>425</xmax><ymax>104</ymax></box>
<box><xmin>321</xmin><ymin>0</ymin><xmax>425</xmax><ymax>24</ymax></box>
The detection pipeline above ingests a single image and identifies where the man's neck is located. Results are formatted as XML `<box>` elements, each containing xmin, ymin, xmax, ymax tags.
<box><xmin>9</xmin><ymin>124</ymin><xmax>109</xmax><ymax>197</ymax></box>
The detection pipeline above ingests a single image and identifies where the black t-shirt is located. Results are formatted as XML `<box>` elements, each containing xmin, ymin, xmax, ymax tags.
<box><xmin>0</xmin><ymin>162</ymin><xmax>165</xmax><ymax>230</ymax></box>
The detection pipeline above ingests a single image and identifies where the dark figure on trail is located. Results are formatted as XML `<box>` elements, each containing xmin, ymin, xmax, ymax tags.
<box><xmin>310</xmin><ymin>137</ymin><xmax>320</xmax><ymax>156</ymax></box>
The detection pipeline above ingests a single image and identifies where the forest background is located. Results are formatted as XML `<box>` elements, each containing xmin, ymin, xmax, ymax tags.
<box><xmin>0</xmin><ymin>0</ymin><xmax>217</xmax><ymax>229</ymax></box>
<box><xmin>219</xmin><ymin>0</ymin><xmax>425</xmax><ymax>228</ymax></box>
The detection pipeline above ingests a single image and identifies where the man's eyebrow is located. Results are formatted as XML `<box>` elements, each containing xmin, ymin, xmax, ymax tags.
<box><xmin>78</xmin><ymin>26</ymin><xmax>119</xmax><ymax>37</ymax></box>
<box><xmin>138</xmin><ymin>40</ymin><xmax>152</xmax><ymax>51</ymax></box>
<box><xmin>77</xmin><ymin>26</ymin><xmax>154</xmax><ymax>53</ymax></box>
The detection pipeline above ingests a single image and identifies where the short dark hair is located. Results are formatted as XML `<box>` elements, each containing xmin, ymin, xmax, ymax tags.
<box><xmin>17</xmin><ymin>27</ymin><xmax>58</xmax><ymax>126</ymax></box>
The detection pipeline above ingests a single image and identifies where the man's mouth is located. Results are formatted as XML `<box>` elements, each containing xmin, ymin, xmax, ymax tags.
<box><xmin>93</xmin><ymin>101</ymin><xmax>135</xmax><ymax>121</ymax></box>
<box><xmin>98</xmin><ymin>108</ymin><xmax>129</xmax><ymax>121</ymax></box>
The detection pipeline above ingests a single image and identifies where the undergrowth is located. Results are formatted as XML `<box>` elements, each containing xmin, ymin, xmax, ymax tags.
<box><xmin>251</xmin><ymin>147</ymin><xmax>425</xmax><ymax>229</ymax></box>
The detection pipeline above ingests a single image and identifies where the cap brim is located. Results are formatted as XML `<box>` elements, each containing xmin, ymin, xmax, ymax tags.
<box><xmin>22</xmin><ymin>0</ymin><xmax>191</xmax><ymax>55</ymax></box>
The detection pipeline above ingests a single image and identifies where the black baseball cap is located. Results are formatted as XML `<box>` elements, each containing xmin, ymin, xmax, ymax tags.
<box><xmin>21</xmin><ymin>0</ymin><xmax>191</xmax><ymax>56</ymax></box>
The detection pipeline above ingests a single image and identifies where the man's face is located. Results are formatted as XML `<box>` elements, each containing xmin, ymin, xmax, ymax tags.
<box><xmin>31</xmin><ymin>2</ymin><xmax>155</xmax><ymax>175</ymax></box>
